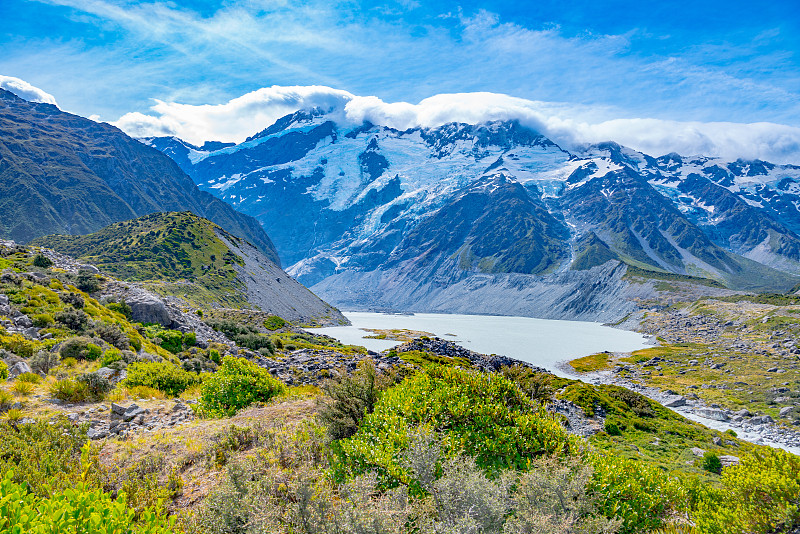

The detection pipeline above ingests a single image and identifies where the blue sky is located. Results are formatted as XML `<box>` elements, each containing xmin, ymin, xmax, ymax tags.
<box><xmin>1</xmin><ymin>0</ymin><xmax>799</xmax><ymax>160</ymax></box>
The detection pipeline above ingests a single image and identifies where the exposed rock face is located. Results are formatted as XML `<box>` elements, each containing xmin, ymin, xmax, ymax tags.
<box><xmin>147</xmin><ymin>110</ymin><xmax>800</xmax><ymax>321</ymax></box>
<box><xmin>124</xmin><ymin>290</ymin><xmax>171</xmax><ymax>325</ymax></box>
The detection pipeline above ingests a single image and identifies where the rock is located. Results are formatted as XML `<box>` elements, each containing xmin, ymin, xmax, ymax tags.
<box><xmin>77</xmin><ymin>264</ymin><xmax>100</xmax><ymax>274</ymax></box>
<box><xmin>696</xmin><ymin>407</ymin><xmax>729</xmax><ymax>421</ymax></box>
<box><xmin>736</xmin><ymin>408</ymin><xmax>751</xmax><ymax>417</ymax></box>
<box><xmin>691</xmin><ymin>447</ymin><xmax>706</xmax><ymax>457</ymax></box>
<box><xmin>13</xmin><ymin>315</ymin><xmax>33</xmax><ymax>328</ymax></box>
<box><xmin>7</xmin><ymin>361</ymin><xmax>32</xmax><ymax>379</ymax></box>
<box><xmin>125</xmin><ymin>292</ymin><xmax>170</xmax><ymax>326</ymax></box>
<box><xmin>719</xmin><ymin>455</ymin><xmax>740</xmax><ymax>467</ymax></box>
<box><xmin>95</xmin><ymin>367</ymin><xmax>127</xmax><ymax>385</ymax></box>
<box><xmin>780</xmin><ymin>406</ymin><xmax>793</xmax><ymax>418</ymax></box>
<box><xmin>712</xmin><ymin>436</ymin><xmax>722</xmax><ymax>446</ymax></box>
<box><xmin>87</xmin><ymin>428</ymin><xmax>109</xmax><ymax>440</ymax></box>
<box><xmin>123</xmin><ymin>404</ymin><xmax>146</xmax><ymax>422</ymax></box>
<box><xmin>663</xmin><ymin>395</ymin><xmax>686</xmax><ymax>408</ymax></box>
<box><xmin>767</xmin><ymin>367</ymin><xmax>778</xmax><ymax>372</ymax></box>
<box><xmin>110</xmin><ymin>403</ymin><xmax>127</xmax><ymax>417</ymax></box>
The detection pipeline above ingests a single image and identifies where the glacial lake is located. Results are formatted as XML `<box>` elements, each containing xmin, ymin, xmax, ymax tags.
<box><xmin>311</xmin><ymin>312</ymin><xmax>652</xmax><ymax>377</ymax></box>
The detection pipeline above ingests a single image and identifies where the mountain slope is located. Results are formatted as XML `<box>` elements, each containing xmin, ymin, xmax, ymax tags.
<box><xmin>33</xmin><ymin>212</ymin><xmax>345</xmax><ymax>326</ymax></box>
<box><xmin>146</xmin><ymin>110</ymin><xmax>800</xmax><ymax>318</ymax></box>
<box><xmin>0</xmin><ymin>88</ymin><xmax>280</xmax><ymax>265</ymax></box>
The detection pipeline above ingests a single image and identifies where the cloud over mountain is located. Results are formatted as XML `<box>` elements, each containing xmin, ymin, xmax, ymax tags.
<box><xmin>0</xmin><ymin>75</ymin><xmax>58</xmax><ymax>106</ymax></box>
<box><xmin>114</xmin><ymin>85</ymin><xmax>800</xmax><ymax>164</ymax></box>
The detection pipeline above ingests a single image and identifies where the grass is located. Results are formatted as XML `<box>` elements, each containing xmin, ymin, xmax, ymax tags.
<box><xmin>569</xmin><ymin>352</ymin><xmax>613</xmax><ymax>373</ymax></box>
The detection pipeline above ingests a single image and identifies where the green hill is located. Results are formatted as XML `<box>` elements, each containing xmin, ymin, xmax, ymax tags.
<box><xmin>34</xmin><ymin>212</ymin><xmax>346</xmax><ymax>324</ymax></box>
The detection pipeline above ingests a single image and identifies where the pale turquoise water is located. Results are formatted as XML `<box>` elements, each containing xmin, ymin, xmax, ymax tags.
<box><xmin>311</xmin><ymin>312</ymin><xmax>651</xmax><ymax>377</ymax></box>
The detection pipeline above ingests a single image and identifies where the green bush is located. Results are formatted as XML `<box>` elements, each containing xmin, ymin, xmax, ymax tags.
<box><xmin>263</xmin><ymin>315</ymin><xmax>287</xmax><ymax>330</ymax></box>
<box><xmin>693</xmin><ymin>448</ymin><xmax>800</xmax><ymax>533</ymax></box>
<box><xmin>0</xmin><ymin>471</ymin><xmax>176</xmax><ymax>534</ymax></box>
<box><xmin>208</xmin><ymin>349</ymin><xmax>221</xmax><ymax>364</ymax></box>
<box><xmin>99</xmin><ymin>349</ymin><xmax>124</xmax><ymax>368</ymax></box>
<box><xmin>702</xmin><ymin>452</ymin><xmax>722</xmax><ymax>475</ymax></box>
<box><xmin>31</xmin><ymin>253</ymin><xmax>53</xmax><ymax>268</ymax></box>
<box><xmin>0</xmin><ymin>361</ymin><xmax>7</xmax><ymax>381</ymax></box>
<box><xmin>319</xmin><ymin>360</ymin><xmax>389</xmax><ymax>440</ymax></box>
<box><xmin>93</xmin><ymin>322</ymin><xmax>130</xmax><ymax>350</ymax></box>
<box><xmin>0</xmin><ymin>418</ymin><xmax>94</xmax><ymax>495</ymax></box>
<box><xmin>55</xmin><ymin>306</ymin><xmax>90</xmax><ymax>332</ymax></box>
<box><xmin>59</xmin><ymin>337</ymin><xmax>102</xmax><ymax>361</ymax></box>
<box><xmin>604</xmin><ymin>421</ymin><xmax>622</xmax><ymax>436</ymax></box>
<box><xmin>76</xmin><ymin>270</ymin><xmax>101</xmax><ymax>293</ymax></box>
<box><xmin>334</xmin><ymin>365</ymin><xmax>575</xmax><ymax>489</ymax></box>
<box><xmin>590</xmin><ymin>453</ymin><xmax>683</xmax><ymax>533</ymax></box>
<box><xmin>123</xmin><ymin>362</ymin><xmax>200</xmax><ymax>397</ymax></box>
<box><xmin>198</xmin><ymin>356</ymin><xmax>285</xmax><ymax>417</ymax></box>
<box><xmin>106</xmin><ymin>300</ymin><xmax>132</xmax><ymax>319</ymax></box>
<box><xmin>32</xmin><ymin>312</ymin><xmax>54</xmax><ymax>327</ymax></box>
<box><xmin>77</xmin><ymin>372</ymin><xmax>112</xmax><ymax>401</ymax></box>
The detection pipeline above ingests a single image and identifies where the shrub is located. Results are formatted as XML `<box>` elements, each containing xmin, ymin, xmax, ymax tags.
<box><xmin>31</xmin><ymin>253</ymin><xmax>53</xmax><ymax>268</ymax></box>
<box><xmin>49</xmin><ymin>378</ymin><xmax>89</xmax><ymax>402</ymax></box>
<box><xmin>604</xmin><ymin>421</ymin><xmax>622</xmax><ymax>436</ymax></box>
<box><xmin>76</xmin><ymin>270</ymin><xmax>101</xmax><ymax>293</ymax></box>
<box><xmin>59</xmin><ymin>337</ymin><xmax>102</xmax><ymax>361</ymax></box>
<box><xmin>124</xmin><ymin>361</ymin><xmax>199</xmax><ymax>397</ymax></box>
<box><xmin>93</xmin><ymin>322</ymin><xmax>130</xmax><ymax>350</ymax></box>
<box><xmin>702</xmin><ymin>452</ymin><xmax>722</xmax><ymax>475</ymax></box>
<box><xmin>0</xmin><ymin>471</ymin><xmax>176</xmax><ymax>534</ymax></box>
<box><xmin>263</xmin><ymin>315</ymin><xmax>287</xmax><ymax>330</ymax></box>
<box><xmin>183</xmin><ymin>331</ymin><xmax>197</xmax><ymax>347</ymax></box>
<box><xmin>59</xmin><ymin>292</ymin><xmax>85</xmax><ymax>309</ymax></box>
<box><xmin>30</xmin><ymin>350</ymin><xmax>60</xmax><ymax>375</ymax></box>
<box><xmin>61</xmin><ymin>357</ymin><xmax>77</xmax><ymax>368</ymax></box>
<box><xmin>106</xmin><ymin>300</ymin><xmax>132</xmax><ymax>319</ymax></box>
<box><xmin>0</xmin><ymin>417</ymin><xmax>95</xmax><ymax>495</ymax></box>
<box><xmin>208</xmin><ymin>349</ymin><xmax>221</xmax><ymax>364</ymax></box>
<box><xmin>334</xmin><ymin>365</ymin><xmax>574</xmax><ymax>488</ymax></box>
<box><xmin>99</xmin><ymin>349</ymin><xmax>123</xmax><ymax>368</ymax></box>
<box><xmin>500</xmin><ymin>365</ymin><xmax>556</xmax><ymax>403</ymax></box>
<box><xmin>693</xmin><ymin>448</ymin><xmax>800</xmax><ymax>533</ymax></box>
<box><xmin>77</xmin><ymin>372</ymin><xmax>112</xmax><ymax>401</ymax></box>
<box><xmin>198</xmin><ymin>356</ymin><xmax>285</xmax><ymax>417</ymax></box>
<box><xmin>0</xmin><ymin>361</ymin><xmax>7</xmax><ymax>381</ymax></box>
<box><xmin>590</xmin><ymin>454</ymin><xmax>683</xmax><ymax>534</ymax></box>
<box><xmin>318</xmin><ymin>360</ymin><xmax>389</xmax><ymax>440</ymax></box>
<box><xmin>32</xmin><ymin>312</ymin><xmax>54</xmax><ymax>327</ymax></box>
<box><xmin>55</xmin><ymin>306</ymin><xmax>90</xmax><ymax>331</ymax></box>
<box><xmin>4</xmin><ymin>408</ymin><xmax>23</xmax><ymax>425</ymax></box>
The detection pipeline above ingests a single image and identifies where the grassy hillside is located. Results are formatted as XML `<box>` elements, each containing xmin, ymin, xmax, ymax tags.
<box><xmin>34</xmin><ymin>212</ymin><xmax>251</xmax><ymax>308</ymax></box>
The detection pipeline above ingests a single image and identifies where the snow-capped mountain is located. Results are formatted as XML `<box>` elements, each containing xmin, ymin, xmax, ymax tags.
<box><xmin>143</xmin><ymin>109</ymin><xmax>800</xmax><ymax>319</ymax></box>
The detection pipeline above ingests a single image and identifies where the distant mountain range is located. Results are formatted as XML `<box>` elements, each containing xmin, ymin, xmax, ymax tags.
<box><xmin>0</xmin><ymin>88</ymin><xmax>279</xmax><ymax>265</ymax></box>
<box><xmin>143</xmin><ymin>108</ymin><xmax>800</xmax><ymax>318</ymax></box>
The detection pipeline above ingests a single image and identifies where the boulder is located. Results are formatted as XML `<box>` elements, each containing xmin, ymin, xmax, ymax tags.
<box><xmin>125</xmin><ymin>292</ymin><xmax>170</xmax><ymax>326</ymax></box>
<box><xmin>696</xmin><ymin>407</ymin><xmax>729</xmax><ymax>421</ymax></box>
<box><xmin>691</xmin><ymin>447</ymin><xmax>706</xmax><ymax>457</ymax></box>
<box><xmin>123</xmin><ymin>404</ymin><xmax>146</xmax><ymax>422</ymax></box>
<box><xmin>663</xmin><ymin>395</ymin><xmax>686</xmax><ymax>408</ymax></box>
<box><xmin>7</xmin><ymin>361</ymin><xmax>32</xmax><ymax>379</ymax></box>
<box><xmin>719</xmin><ymin>455</ymin><xmax>740</xmax><ymax>467</ymax></box>
<box><xmin>95</xmin><ymin>367</ymin><xmax>127</xmax><ymax>385</ymax></box>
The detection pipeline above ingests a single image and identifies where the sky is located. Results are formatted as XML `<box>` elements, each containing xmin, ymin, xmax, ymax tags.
<box><xmin>1</xmin><ymin>0</ymin><xmax>800</xmax><ymax>162</ymax></box>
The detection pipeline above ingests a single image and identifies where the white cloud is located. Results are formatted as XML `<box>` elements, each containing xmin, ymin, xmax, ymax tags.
<box><xmin>0</xmin><ymin>75</ymin><xmax>58</xmax><ymax>105</ymax></box>
<box><xmin>113</xmin><ymin>85</ymin><xmax>800</xmax><ymax>164</ymax></box>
